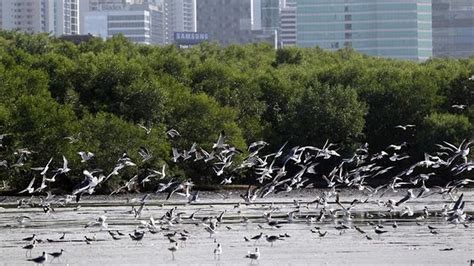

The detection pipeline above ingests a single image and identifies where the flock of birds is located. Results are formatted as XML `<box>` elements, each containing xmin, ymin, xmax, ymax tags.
<box><xmin>0</xmin><ymin>121</ymin><xmax>473</xmax><ymax>264</ymax></box>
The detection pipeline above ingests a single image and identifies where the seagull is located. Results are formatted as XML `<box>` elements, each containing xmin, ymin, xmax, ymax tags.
<box><xmin>387</xmin><ymin>142</ymin><xmax>407</xmax><ymax>151</ymax></box>
<box><xmin>64</xmin><ymin>133</ymin><xmax>81</xmax><ymax>143</ymax></box>
<box><xmin>55</xmin><ymin>156</ymin><xmax>71</xmax><ymax>175</ymax></box>
<box><xmin>85</xmin><ymin>215</ymin><xmax>108</xmax><ymax>229</ymax></box>
<box><xmin>19</xmin><ymin>178</ymin><xmax>35</xmax><ymax>194</ymax></box>
<box><xmin>27</xmin><ymin>251</ymin><xmax>47</xmax><ymax>264</ymax></box>
<box><xmin>166</xmin><ymin>129</ymin><xmax>181</xmax><ymax>138</ymax></box>
<box><xmin>245</xmin><ymin>247</ymin><xmax>260</xmax><ymax>264</ymax></box>
<box><xmin>138</xmin><ymin>124</ymin><xmax>152</xmax><ymax>135</ymax></box>
<box><xmin>15</xmin><ymin>215</ymin><xmax>32</xmax><ymax>225</ymax></box>
<box><xmin>172</xmin><ymin>148</ymin><xmax>181</xmax><ymax>163</ymax></box>
<box><xmin>214</xmin><ymin>243</ymin><xmax>222</xmax><ymax>260</ymax></box>
<box><xmin>395</xmin><ymin>124</ymin><xmax>415</xmax><ymax>130</ymax></box>
<box><xmin>451</xmin><ymin>104</ymin><xmax>466</xmax><ymax>110</ymax></box>
<box><xmin>187</xmin><ymin>190</ymin><xmax>200</xmax><ymax>204</ymax></box>
<box><xmin>78</xmin><ymin>151</ymin><xmax>94</xmax><ymax>163</ymax></box>
<box><xmin>151</xmin><ymin>164</ymin><xmax>167</xmax><ymax>179</ymax></box>
<box><xmin>138</xmin><ymin>146</ymin><xmax>152</xmax><ymax>162</ymax></box>
<box><xmin>212</xmin><ymin>130</ymin><xmax>226</xmax><ymax>149</ymax></box>
<box><xmin>31</xmin><ymin>157</ymin><xmax>53</xmax><ymax>176</ymax></box>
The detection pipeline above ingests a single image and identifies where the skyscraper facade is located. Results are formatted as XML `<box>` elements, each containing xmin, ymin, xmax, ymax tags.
<box><xmin>1</xmin><ymin>0</ymin><xmax>49</xmax><ymax>33</ymax></box>
<box><xmin>197</xmin><ymin>0</ymin><xmax>260</xmax><ymax>45</ymax></box>
<box><xmin>296</xmin><ymin>0</ymin><xmax>433</xmax><ymax>61</ymax></box>
<box><xmin>81</xmin><ymin>1</ymin><xmax>164</xmax><ymax>45</ymax></box>
<box><xmin>163</xmin><ymin>0</ymin><xmax>196</xmax><ymax>44</ymax></box>
<box><xmin>432</xmin><ymin>0</ymin><xmax>474</xmax><ymax>58</ymax></box>
<box><xmin>55</xmin><ymin>0</ymin><xmax>80</xmax><ymax>35</ymax></box>
<box><xmin>0</xmin><ymin>0</ymin><xmax>79</xmax><ymax>36</ymax></box>
<box><xmin>280</xmin><ymin>0</ymin><xmax>296</xmax><ymax>47</ymax></box>
<box><xmin>84</xmin><ymin>9</ymin><xmax>152</xmax><ymax>44</ymax></box>
<box><xmin>261</xmin><ymin>0</ymin><xmax>280</xmax><ymax>34</ymax></box>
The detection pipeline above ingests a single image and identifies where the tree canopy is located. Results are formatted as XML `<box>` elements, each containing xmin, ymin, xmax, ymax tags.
<box><xmin>0</xmin><ymin>31</ymin><xmax>472</xmax><ymax>192</ymax></box>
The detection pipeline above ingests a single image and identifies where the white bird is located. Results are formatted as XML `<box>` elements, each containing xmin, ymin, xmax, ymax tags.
<box><xmin>55</xmin><ymin>155</ymin><xmax>71</xmax><ymax>175</ymax></box>
<box><xmin>19</xmin><ymin>178</ymin><xmax>35</xmax><ymax>194</ymax></box>
<box><xmin>172</xmin><ymin>148</ymin><xmax>181</xmax><ymax>163</ymax></box>
<box><xmin>138</xmin><ymin>146</ymin><xmax>152</xmax><ymax>162</ymax></box>
<box><xmin>166</xmin><ymin>129</ymin><xmax>181</xmax><ymax>138</ymax></box>
<box><xmin>212</xmin><ymin>131</ymin><xmax>226</xmax><ymax>149</ymax></box>
<box><xmin>150</xmin><ymin>164</ymin><xmax>167</xmax><ymax>179</ymax></box>
<box><xmin>214</xmin><ymin>243</ymin><xmax>222</xmax><ymax>260</ymax></box>
<box><xmin>395</xmin><ymin>124</ymin><xmax>415</xmax><ymax>130</ymax></box>
<box><xmin>31</xmin><ymin>157</ymin><xmax>53</xmax><ymax>176</ymax></box>
<box><xmin>245</xmin><ymin>247</ymin><xmax>260</xmax><ymax>264</ymax></box>
<box><xmin>85</xmin><ymin>215</ymin><xmax>108</xmax><ymax>229</ymax></box>
<box><xmin>64</xmin><ymin>133</ymin><xmax>81</xmax><ymax>143</ymax></box>
<box><xmin>138</xmin><ymin>124</ymin><xmax>152</xmax><ymax>135</ymax></box>
<box><xmin>78</xmin><ymin>151</ymin><xmax>94</xmax><ymax>163</ymax></box>
<box><xmin>451</xmin><ymin>104</ymin><xmax>466</xmax><ymax>110</ymax></box>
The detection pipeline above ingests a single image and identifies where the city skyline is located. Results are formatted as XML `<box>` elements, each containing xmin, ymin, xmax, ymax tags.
<box><xmin>0</xmin><ymin>0</ymin><xmax>472</xmax><ymax>60</ymax></box>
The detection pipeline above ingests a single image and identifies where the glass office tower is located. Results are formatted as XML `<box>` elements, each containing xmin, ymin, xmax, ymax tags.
<box><xmin>432</xmin><ymin>0</ymin><xmax>474</xmax><ymax>58</ymax></box>
<box><xmin>296</xmin><ymin>0</ymin><xmax>433</xmax><ymax>61</ymax></box>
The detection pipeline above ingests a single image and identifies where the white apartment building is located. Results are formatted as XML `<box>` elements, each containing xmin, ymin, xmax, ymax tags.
<box><xmin>280</xmin><ymin>0</ymin><xmax>296</xmax><ymax>47</ymax></box>
<box><xmin>163</xmin><ymin>0</ymin><xmax>196</xmax><ymax>44</ymax></box>
<box><xmin>0</xmin><ymin>0</ymin><xmax>79</xmax><ymax>35</ymax></box>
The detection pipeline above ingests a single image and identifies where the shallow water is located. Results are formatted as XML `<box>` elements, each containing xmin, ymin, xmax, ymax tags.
<box><xmin>0</xmin><ymin>189</ymin><xmax>473</xmax><ymax>265</ymax></box>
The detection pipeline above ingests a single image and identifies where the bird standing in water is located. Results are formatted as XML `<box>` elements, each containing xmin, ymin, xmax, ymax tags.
<box><xmin>214</xmin><ymin>243</ymin><xmax>222</xmax><ymax>260</ymax></box>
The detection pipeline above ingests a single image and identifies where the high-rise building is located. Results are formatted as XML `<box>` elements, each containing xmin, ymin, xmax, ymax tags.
<box><xmin>84</xmin><ymin>9</ymin><xmax>151</xmax><ymax>44</ymax></box>
<box><xmin>83</xmin><ymin>2</ymin><xmax>164</xmax><ymax>45</ymax></box>
<box><xmin>79</xmin><ymin>0</ymin><xmax>146</xmax><ymax>35</ymax></box>
<box><xmin>296</xmin><ymin>0</ymin><xmax>433</xmax><ymax>61</ymax></box>
<box><xmin>55</xmin><ymin>0</ymin><xmax>80</xmax><ymax>35</ymax></box>
<box><xmin>87</xmin><ymin>0</ymin><xmax>144</xmax><ymax>11</ymax></box>
<box><xmin>197</xmin><ymin>0</ymin><xmax>264</xmax><ymax>45</ymax></box>
<box><xmin>1</xmin><ymin>0</ymin><xmax>48</xmax><ymax>33</ymax></box>
<box><xmin>163</xmin><ymin>0</ymin><xmax>196</xmax><ymax>44</ymax></box>
<box><xmin>261</xmin><ymin>0</ymin><xmax>280</xmax><ymax>34</ymax></box>
<box><xmin>0</xmin><ymin>0</ymin><xmax>79</xmax><ymax>36</ymax></box>
<box><xmin>432</xmin><ymin>0</ymin><xmax>474</xmax><ymax>58</ymax></box>
<box><xmin>280</xmin><ymin>0</ymin><xmax>296</xmax><ymax>47</ymax></box>
<box><xmin>131</xmin><ymin>2</ymin><xmax>165</xmax><ymax>44</ymax></box>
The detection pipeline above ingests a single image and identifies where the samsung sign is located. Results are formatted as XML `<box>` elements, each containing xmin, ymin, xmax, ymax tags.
<box><xmin>174</xmin><ymin>32</ymin><xmax>209</xmax><ymax>45</ymax></box>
